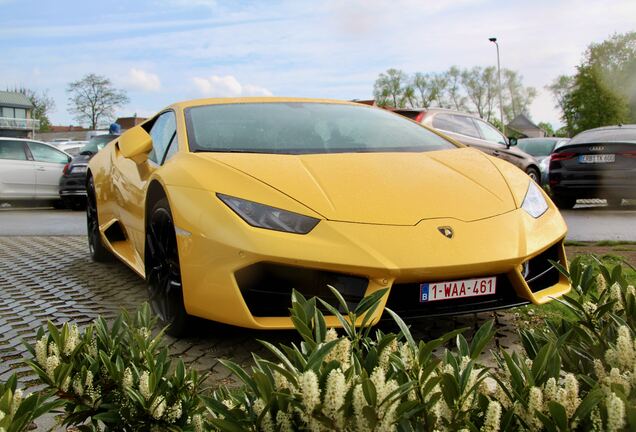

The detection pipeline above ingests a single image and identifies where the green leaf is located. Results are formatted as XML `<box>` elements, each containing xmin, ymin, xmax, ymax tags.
<box><xmin>219</xmin><ymin>359</ymin><xmax>258</xmax><ymax>394</ymax></box>
<box><xmin>456</xmin><ymin>334</ymin><xmax>469</xmax><ymax>357</ymax></box>
<box><xmin>305</xmin><ymin>339</ymin><xmax>339</xmax><ymax>371</ymax></box>
<box><xmin>257</xmin><ymin>339</ymin><xmax>297</xmax><ymax>373</ymax></box>
<box><xmin>362</xmin><ymin>378</ymin><xmax>377</xmax><ymax>405</ymax></box>
<box><xmin>469</xmin><ymin>319</ymin><xmax>495</xmax><ymax>359</ymax></box>
<box><xmin>572</xmin><ymin>387</ymin><xmax>603</xmax><ymax>423</ymax></box>
<box><xmin>385</xmin><ymin>307</ymin><xmax>416</xmax><ymax>349</ymax></box>
<box><xmin>547</xmin><ymin>401</ymin><xmax>568</xmax><ymax>431</ymax></box>
<box><xmin>354</xmin><ymin>288</ymin><xmax>388</xmax><ymax>316</ymax></box>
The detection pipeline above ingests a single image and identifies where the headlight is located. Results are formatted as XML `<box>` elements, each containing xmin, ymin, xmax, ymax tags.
<box><xmin>217</xmin><ymin>194</ymin><xmax>320</xmax><ymax>234</ymax></box>
<box><xmin>521</xmin><ymin>181</ymin><xmax>548</xmax><ymax>218</ymax></box>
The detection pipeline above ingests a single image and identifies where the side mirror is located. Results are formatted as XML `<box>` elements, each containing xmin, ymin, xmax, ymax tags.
<box><xmin>119</xmin><ymin>126</ymin><xmax>152</xmax><ymax>164</ymax></box>
<box><xmin>507</xmin><ymin>137</ymin><xmax>517</xmax><ymax>148</ymax></box>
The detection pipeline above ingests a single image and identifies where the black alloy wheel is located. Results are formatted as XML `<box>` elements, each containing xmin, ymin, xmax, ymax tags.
<box><xmin>86</xmin><ymin>177</ymin><xmax>112</xmax><ymax>262</ymax></box>
<box><xmin>146</xmin><ymin>198</ymin><xmax>190</xmax><ymax>337</ymax></box>
<box><xmin>526</xmin><ymin>167</ymin><xmax>540</xmax><ymax>183</ymax></box>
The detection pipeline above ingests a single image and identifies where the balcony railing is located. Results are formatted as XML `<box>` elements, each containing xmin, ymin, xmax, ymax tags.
<box><xmin>0</xmin><ymin>117</ymin><xmax>40</xmax><ymax>130</ymax></box>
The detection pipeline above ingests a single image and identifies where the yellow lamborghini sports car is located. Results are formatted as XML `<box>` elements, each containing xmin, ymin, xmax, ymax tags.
<box><xmin>87</xmin><ymin>97</ymin><xmax>570</xmax><ymax>336</ymax></box>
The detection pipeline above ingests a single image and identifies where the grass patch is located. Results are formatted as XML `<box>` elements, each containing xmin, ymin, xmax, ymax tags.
<box><xmin>564</xmin><ymin>240</ymin><xmax>636</xmax><ymax>247</ymax></box>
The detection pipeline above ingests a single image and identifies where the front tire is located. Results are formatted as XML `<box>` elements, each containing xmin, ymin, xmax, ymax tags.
<box><xmin>86</xmin><ymin>177</ymin><xmax>112</xmax><ymax>262</ymax></box>
<box><xmin>146</xmin><ymin>197</ymin><xmax>190</xmax><ymax>337</ymax></box>
<box><xmin>526</xmin><ymin>167</ymin><xmax>540</xmax><ymax>183</ymax></box>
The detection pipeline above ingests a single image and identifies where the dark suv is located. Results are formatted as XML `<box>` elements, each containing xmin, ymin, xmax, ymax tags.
<box><xmin>59</xmin><ymin>134</ymin><xmax>118</xmax><ymax>209</ymax></box>
<box><xmin>549</xmin><ymin>124</ymin><xmax>636</xmax><ymax>208</ymax></box>
<box><xmin>394</xmin><ymin>108</ymin><xmax>541</xmax><ymax>182</ymax></box>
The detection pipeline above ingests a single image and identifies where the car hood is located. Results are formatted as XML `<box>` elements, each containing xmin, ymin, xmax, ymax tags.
<box><xmin>197</xmin><ymin>148</ymin><xmax>516</xmax><ymax>225</ymax></box>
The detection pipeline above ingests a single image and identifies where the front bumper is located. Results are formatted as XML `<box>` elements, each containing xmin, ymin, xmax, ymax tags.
<box><xmin>169</xmin><ymin>187</ymin><xmax>570</xmax><ymax>329</ymax></box>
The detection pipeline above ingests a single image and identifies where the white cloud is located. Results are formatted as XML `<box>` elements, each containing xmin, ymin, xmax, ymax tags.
<box><xmin>193</xmin><ymin>74</ymin><xmax>272</xmax><ymax>97</ymax></box>
<box><xmin>125</xmin><ymin>68</ymin><xmax>161</xmax><ymax>92</ymax></box>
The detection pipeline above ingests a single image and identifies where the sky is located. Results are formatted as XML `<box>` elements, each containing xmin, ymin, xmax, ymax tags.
<box><xmin>1</xmin><ymin>0</ymin><xmax>635</xmax><ymax>128</ymax></box>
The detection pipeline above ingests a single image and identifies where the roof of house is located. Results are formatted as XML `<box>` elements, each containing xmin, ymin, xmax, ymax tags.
<box><xmin>507</xmin><ymin>113</ymin><xmax>541</xmax><ymax>134</ymax></box>
<box><xmin>0</xmin><ymin>91</ymin><xmax>34</xmax><ymax>109</ymax></box>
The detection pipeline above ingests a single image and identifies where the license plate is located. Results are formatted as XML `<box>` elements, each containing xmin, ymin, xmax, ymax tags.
<box><xmin>579</xmin><ymin>154</ymin><xmax>615</xmax><ymax>163</ymax></box>
<box><xmin>71</xmin><ymin>166</ymin><xmax>87</xmax><ymax>174</ymax></box>
<box><xmin>420</xmin><ymin>276</ymin><xmax>496</xmax><ymax>302</ymax></box>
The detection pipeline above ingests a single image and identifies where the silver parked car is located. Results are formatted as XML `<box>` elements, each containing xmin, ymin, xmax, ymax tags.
<box><xmin>0</xmin><ymin>137</ymin><xmax>71</xmax><ymax>205</ymax></box>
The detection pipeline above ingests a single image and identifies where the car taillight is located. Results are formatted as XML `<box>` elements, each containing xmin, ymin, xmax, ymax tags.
<box><xmin>621</xmin><ymin>150</ymin><xmax>636</xmax><ymax>158</ymax></box>
<box><xmin>550</xmin><ymin>152</ymin><xmax>576</xmax><ymax>162</ymax></box>
<box><xmin>63</xmin><ymin>163</ymin><xmax>70</xmax><ymax>175</ymax></box>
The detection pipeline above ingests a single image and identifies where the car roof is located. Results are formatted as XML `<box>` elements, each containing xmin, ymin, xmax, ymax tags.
<box><xmin>569</xmin><ymin>124</ymin><xmax>636</xmax><ymax>144</ymax></box>
<box><xmin>422</xmin><ymin>107</ymin><xmax>483</xmax><ymax>118</ymax></box>
<box><xmin>0</xmin><ymin>137</ymin><xmax>49</xmax><ymax>144</ymax></box>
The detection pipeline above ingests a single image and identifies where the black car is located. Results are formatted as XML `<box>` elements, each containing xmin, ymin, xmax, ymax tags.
<box><xmin>549</xmin><ymin>125</ymin><xmax>636</xmax><ymax>209</ymax></box>
<box><xmin>59</xmin><ymin>134</ymin><xmax>118</xmax><ymax>209</ymax></box>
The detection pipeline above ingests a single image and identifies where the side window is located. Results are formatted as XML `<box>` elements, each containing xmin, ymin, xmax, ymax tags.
<box><xmin>474</xmin><ymin>119</ymin><xmax>506</xmax><ymax>145</ymax></box>
<box><xmin>27</xmin><ymin>142</ymin><xmax>69</xmax><ymax>164</ymax></box>
<box><xmin>148</xmin><ymin>111</ymin><xmax>177</xmax><ymax>164</ymax></box>
<box><xmin>0</xmin><ymin>141</ymin><xmax>28</xmax><ymax>161</ymax></box>
<box><xmin>162</xmin><ymin>133</ymin><xmax>179</xmax><ymax>163</ymax></box>
<box><xmin>433</xmin><ymin>114</ymin><xmax>480</xmax><ymax>138</ymax></box>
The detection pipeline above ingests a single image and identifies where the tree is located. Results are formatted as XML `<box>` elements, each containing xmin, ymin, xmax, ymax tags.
<box><xmin>501</xmin><ymin>69</ymin><xmax>536</xmax><ymax>123</ymax></box>
<box><xmin>461</xmin><ymin>66</ymin><xmax>497</xmax><ymax>120</ymax></box>
<box><xmin>373</xmin><ymin>69</ymin><xmax>409</xmax><ymax>108</ymax></box>
<box><xmin>546</xmin><ymin>75</ymin><xmax>575</xmax><ymax>136</ymax></box>
<box><xmin>584</xmin><ymin>32</ymin><xmax>636</xmax><ymax>122</ymax></box>
<box><xmin>445</xmin><ymin>66</ymin><xmax>468</xmax><ymax>111</ymax></box>
<box><xmin>549</xmin><ymin>32</ymin><xmax>636</xmax><ymax>135</ymax></box>
<box><xmin>563</xmin><ymin>65</ymin><xmax>629</xmax><ymax>134</ymax></box>
<box><xmin>9</xmin><ymin>87</ymin><xmax>55</xmax><ymax>132</ymax></box>
<box><xmin>412</xmin><ymin>73</ymin><xmax>436</xmax><ymax>108</ymax></box>
<box><xmin>67</xmin><ymin>74</ymin><xmax>129</xmax><ymax>130</ymax></box>
<box><xmin>430</xmin><ymin>73</ymin><xmax>449</xmax><ymax>108</ymax></box>
<box><xmin>537</xmin><ymin>121</ymin><xmax>555</xmax><ymax>136</ymax></box>
<box><xmin>400</xmin><ymin>85</ymin><xmax>417</xmax><ymax>108</ymax></box>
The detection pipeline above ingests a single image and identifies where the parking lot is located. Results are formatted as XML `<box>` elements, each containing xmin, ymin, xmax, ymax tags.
<box><xmin>0</xmin><ymin>202</ymin><xmax>634</xmax><ymax>392</ymax></box>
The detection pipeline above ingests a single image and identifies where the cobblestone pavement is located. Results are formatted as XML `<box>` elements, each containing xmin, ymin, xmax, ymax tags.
<box><xmin>0</xmin><ymin>236</ymin><xmax>521</xmax><ymax>391</ymax></box>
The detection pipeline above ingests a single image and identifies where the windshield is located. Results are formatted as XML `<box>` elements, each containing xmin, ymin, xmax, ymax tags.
<box><xmin>80</xmin><ymin>134</ymin><xmax>117</xmax><ymax>154</ymax></box>
<box><xmin>185</xmin><ymin>102</ymin><xmax>456</xmax><ymax>154</ymax></box>
<box><xmin>516</xmin><ymin>139</ymin><xmax>559</xmax><ymax>157</ymax></box>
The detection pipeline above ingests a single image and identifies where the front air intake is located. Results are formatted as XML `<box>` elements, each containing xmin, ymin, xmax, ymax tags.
<box><xmin>235</xmin><ymin>263</ymin><xmax>368</xmax><ymax>317</ymax></box>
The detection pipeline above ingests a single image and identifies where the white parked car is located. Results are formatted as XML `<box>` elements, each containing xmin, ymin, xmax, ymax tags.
<box><xmin>55</xmin><ymin>141</ymin><xmax>88</xmax><ymax>156</ymax></box>
<box><xmin>0</xmin><ymin>137</ymin><xmax>71</xmax><ymax>204</ymax></box>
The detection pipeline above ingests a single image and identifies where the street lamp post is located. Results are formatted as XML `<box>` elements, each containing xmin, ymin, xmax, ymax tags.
<box><xmin>489</xmin><ymin>37</ymin><xmax>505</xmax><ymax>134</ymax></box>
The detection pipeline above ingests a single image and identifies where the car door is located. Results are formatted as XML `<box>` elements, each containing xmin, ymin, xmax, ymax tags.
<box><xmin>472</xmin><ymin>118</ymin><xmax>530</xmax><ymax>170</ymax></box>
<box><xmin>0</xmin><ymin>140</ymin><xmax>36</xmax><ymax>200</ymax></box>
<box><xmin>471</xmin><ymin>117</ymin><xmax>510</xmax><ymax>157</ymax></box>
<box><xmin>113</xmin><ymin>111</ymin><xmax>178</xmax><ymax>254</ymax></box>
<box><xmin>26</xmin><ymin>141</ymin><xmax>71</xmax><ymax>199</ymax></box>
<box><xmin>430</xmin><ymin>113</ymin><xmax>488</xmax><ymax>151</ymax></box>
